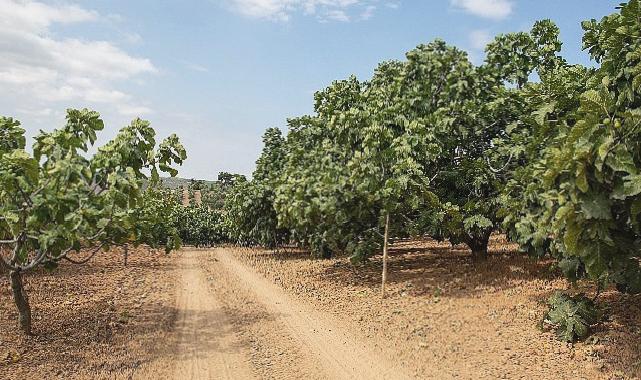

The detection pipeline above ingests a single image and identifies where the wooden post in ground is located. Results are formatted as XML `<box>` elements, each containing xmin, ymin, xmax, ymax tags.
<box><xmin>381</xmin><ymin>213</ymin><xmax>390</xmax><ymax>298</ymax></box>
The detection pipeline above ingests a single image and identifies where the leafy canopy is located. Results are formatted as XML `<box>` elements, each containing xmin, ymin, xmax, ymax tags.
<box><xmin>0</xmin><ymin>108</ymin><xmax>186</xmax><ymax>272</ymax></box>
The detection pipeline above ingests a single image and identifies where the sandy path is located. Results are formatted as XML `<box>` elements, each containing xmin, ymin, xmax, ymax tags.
<box><xmin>136</xmin><ymin>250</ymin><xmax>255</xmax><ymax>380</ymax></box>
<box><xmin>138</xmin><ymin>248</ymin><xmax>412</xmax><ymax>379</ymax></box>
<box><xmin>214</xmin><ymin>248</ymin><xmax>413</xmax><ymax>380</ymax></box>
<box><xmin>172</xmin><ymin>250</ymin><xmax>256</xmax><ymax>379</ymax></box>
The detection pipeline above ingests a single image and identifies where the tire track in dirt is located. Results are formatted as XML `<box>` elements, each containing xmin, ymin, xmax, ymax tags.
<box><xmin>213</xmin><ymin>247</ymin><xmax>414</xmax><ymax>380</ymax></box>
<box><xmin>136</xmin><ymin>250</ymin><xmax>255</xmax><ymax>380</ymax></box>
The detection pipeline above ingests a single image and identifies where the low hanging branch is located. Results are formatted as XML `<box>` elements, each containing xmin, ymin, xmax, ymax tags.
<box><xmin>61</xmin><ymin>244</ymin><xmax>107</xmax><ymax>265</ymax></box>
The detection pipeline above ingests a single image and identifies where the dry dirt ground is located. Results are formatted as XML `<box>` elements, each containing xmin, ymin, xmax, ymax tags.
<box><xmin>230</xmin><ymin>237</ymin><xmax>641</xmax><ymax>380</ymax></box>
<box><xmin>0</xmin><ymin>247</ymin><xmax>178</xmax><ymax>379</ymax></box>
<box><xmin>1</xmin><ymin>240</ymin><xmax>641</xmax><ymax>379</ymax></box>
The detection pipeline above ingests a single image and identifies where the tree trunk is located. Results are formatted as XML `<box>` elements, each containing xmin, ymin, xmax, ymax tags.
<box><xmin>274</xmin><ymin>232</ymin><xmax>279</xmax><ymax>254</ymax></box>
<box><xmin>381</xmin><ymin>213</ymin><xmax>390</xmax><ymax>298</ymax></box>
<box><xmin>467</xmin><ymin>231</ymin><xmax>491</xmax><ymax>261</ymax></box>
<box><xmin>123</xmin><ymin>246</ymin><xmax>129</xmax><ymax>267</ymax></box>
<box><xmin>321</xmin><ymin>244</ymin><xmax>332</xmax><ymax>259</ymax></box>
<box><xmin>10</xmin><ymin>270</ymin><xmax>32</xmax><ymax>335</ymax></box>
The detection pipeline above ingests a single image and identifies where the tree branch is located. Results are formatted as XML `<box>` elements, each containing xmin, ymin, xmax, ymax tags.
<box><xmin>14</xmin><ymin>180</ymin><xmax>33</xmax><ymax>207</ymax></box>
<box><xmin>17</xmin><ymin>250</ymin><xmax>48</xmax><ymax>271</ymax></box>
<box><xmin>60</xmin><ymin>244</ymin><xmax>106</xmax><ymax>265</ymax></box>
<box><xmin>486</xmin><ymin>152</ymin><xmax>514</xmax><ymax>173</ymax></box>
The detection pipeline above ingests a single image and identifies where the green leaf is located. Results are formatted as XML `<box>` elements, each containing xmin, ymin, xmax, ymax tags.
<box><xmin>43</xmin><ymin>261</ymin><xmax>59</xmax><ymax>272</ymax></box>
<box><xmin>557</xmin><ymin>258</ymin><xmax>581</xmax><ymax>282</ymax></box>
<box><xmin>606</xmin><ymin>145</ymin><xmax>638</xmax><ymax>175</ymax></box>
<box><xmin>545</xmin><ymin>292</ymin><xmax>598</xmax><ymax>343</ymax></box>
<box><xmin>580</xmin><ymin>194</ymin><xmax>611</xmax><ymax>220</ymax></box>
<box><xmin>575</xmin><ymin>164</ymin><xmax>589</xmax><ymax>193</ymax></box>
<box><xmin>564</xmin><ymin>220</ymin><xmax>581</xmax><ymax>253</ymax></box>
<box><xmin>581</xmin><ymin>243</ymin><xmax>608</xmax><ymax>279</ymax></box>
<box><xmin>622</xmin><ymin>175</ymin><xmax>641</xmax><ymax>198</ymax></box>
<box><xmin>97</xmin><ymin>218</ymin><xmax>110</xmax><ymax>229</ymax></box>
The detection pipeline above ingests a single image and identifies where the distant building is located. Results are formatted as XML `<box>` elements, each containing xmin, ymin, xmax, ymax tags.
<box><xmin>182</xmin><ymin>187</ymin><xmax>190</xmax><ymax>207</ymax></box>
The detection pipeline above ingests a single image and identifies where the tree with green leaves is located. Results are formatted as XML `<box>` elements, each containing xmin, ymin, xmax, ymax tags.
<box><xmin>273</xmin><ymin>29</ymin><xmax>562</xmax><ymax>263</ymax></box>
<box><xmin>173</xmin><ymin>205</ymin><xmax>227</xmax><ymax>247</ymax></box>
<box><xmin>224</xmin><ymin>128</ymin><xmax>289</xmax><ymax>248</ymax></box>
<box><xmin>275</xmin><ymin>77</ymin><xmax>379</xmax><ymax>259</ymax></box>
<box><xmin>504</xmin><ymin>0</ymin><xmax>641</xmax><ymax>294</ymax></box>
<box><xmin>218</xmin><ymin>171</ymin><xmax>246</xmax><ymax>189</ymax></box>
<box><xmin>189</xmin><ymin>178</ymin><xmax>205</xmax><ymax>191</ymax></box>
<box><xmin>498</xmin><ymin>63</ymin><xmax>593</xmax><ymax>258</ymax></box>
<box><xmin>391</xmin><ymin>40</ymin><xmax>496</xmax><ymax>259</ymax></box>
<box><xmin>132</xmin><ymin>186</ymin><xmax>183</xmax><ymax>257</ymax></box>
<box><xmin>0</xmin><ymin>109</ymin><xmax>186</xmax><ymax>334</ymax></box>
<box><xmin>421</xmin><ymin>20</ymin><xmax>566</xmax><ymax>259</ymax></box>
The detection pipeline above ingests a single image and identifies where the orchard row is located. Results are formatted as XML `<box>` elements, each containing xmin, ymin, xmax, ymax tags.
<box><xmin>1</xmin><ymin>1</ymin><xmax>640</xmax><ymax>342</ymax></box>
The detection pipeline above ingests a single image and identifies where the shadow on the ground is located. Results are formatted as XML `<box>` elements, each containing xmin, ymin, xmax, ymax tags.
<box><xmin>250</xmin><ymin>239</ymin><xmax>556</xmax><ymax>299</ymax></box>
<box><xmin>252</xmin><ymin>239</ymin><xmax>641</xmax><ymax>377</ymax></box>
<box><xmin>0</xmin><ymin>248</ymin><xmax>178</xmax><ymax>377</ymax></box>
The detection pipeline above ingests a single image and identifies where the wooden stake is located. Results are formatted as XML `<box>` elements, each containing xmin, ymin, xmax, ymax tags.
<box><xmin>381</xmin><ymin>213</ymin><xmax>390</xmax><ymax>298</ymax></box>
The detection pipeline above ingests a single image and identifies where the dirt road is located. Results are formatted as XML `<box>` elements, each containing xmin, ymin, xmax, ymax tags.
<box><xmin>136</xmin><ymin>249</ymin><xmax>255</xmax><ymax>379</ymax></box>
<box><xmin>4</xmin><ymin>243</ymin><xmax>636</xmax><ymax>379</ymax></box>
<box><xmin>139</xmin><ymin>248</ymin><xmax>411</xmax><ymax>379</ymax></box>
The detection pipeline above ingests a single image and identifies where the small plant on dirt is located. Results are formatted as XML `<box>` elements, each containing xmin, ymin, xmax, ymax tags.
<box><xmin>118</xmin><ymin>310</ymin><xmax>131</xmax><ymax>324</ymax></box>
<box><xmin>543</xmin><ymin>292</ymin><xmax>599</xmax><ymax>342</ymax></box>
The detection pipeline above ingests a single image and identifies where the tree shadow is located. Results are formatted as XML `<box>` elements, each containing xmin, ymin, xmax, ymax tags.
<box><xmin>255</xmin><ymin>238</ymin><xmax>556</xmax><ymax>300</ymax></box>
<box><xmin>267</xmin><ymin>238</ymin><xmax>640</xmax><ymax>378</ymax></box>
<box><xmin>0</xmin><ymin>248</ymin><xmax>179</xmax><ymax>377</ymax></box>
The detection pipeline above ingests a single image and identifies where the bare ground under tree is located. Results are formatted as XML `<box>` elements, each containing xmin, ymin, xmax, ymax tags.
<box><xmin>1</xmin><ymin>240</ymin><xmax>640</xmax><ymax>379</ymax></box>
<box><xmin>234</xmin><ymin>237</ymin><xmax>641</xmax><ymax>379</ymax></box>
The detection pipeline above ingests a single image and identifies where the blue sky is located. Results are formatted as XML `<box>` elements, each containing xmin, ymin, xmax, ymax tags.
<box><xmin>0</xmin><ymin>0</ymin><xmax>620</xmax><ymax>180</ymax></box>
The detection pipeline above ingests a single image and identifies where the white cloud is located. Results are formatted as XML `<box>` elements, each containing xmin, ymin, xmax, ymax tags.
<box><xmin>0</xmin><ymin>1</ymin><xmax>155</xmax><ymax>117</ymax></box>
<box><xmin>469</xmin><ymin>29</ymin><xmax>491</xmax><ymax>50</ymax></box>
<box><xmin>118</xmin><ymin>104</ymin><xmax>153</xmax><ymax>116</ymax></box>
<box><xmin>324</xmin><ymin>9</ymin><xmax>350</xmax><ymax>22</ymax></box>
<box><xmin>359</xmin><ymin>5</ymin><xmax>376</xmax><ymax>20</ymax></box>
<box><xmin>451</xmin><ymin>0</ymin><xmax>513</xmax><ymax>20</ymax></box>
<box><xmin>227</xmin><ymin>0</ymin><xmax>381</xmax><ymax>22</ymax></box>
<box><xmin>229</xmin><ymin>0</ymin><xmax>294</xmax><ymax>21</ymax></box>
<box><xmin>183</xmin><ymin>62</ymin><xmax>210</xmax><ymax>73</ymax></box>
<box><xmin>0</xmin><ymin>0</ymin><xmax>97</xmax><ymax>33</ymax></box>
